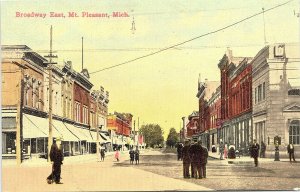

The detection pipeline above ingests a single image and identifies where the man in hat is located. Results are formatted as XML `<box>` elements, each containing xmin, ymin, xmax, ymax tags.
<box><xmin>287</xmin><ymin>143</ymin><xmax>296</xmax><ymax>162</ymax></box>
<box><xmin>250</xmin><ymin>139</ymin><xmax>260</xmax><ymax>167</ymax></box>
<box><xmin>193</xmin><ymin>140</ymin><xmax>203</xmax><ymax>179</ymax></box>
<box><xmin>188</xmin><ymin>140</ymin><xmax>197</xmax><ymax>178</ymax></box>
<box><xmin>199</xmin><ymin>140</ymin><xmax>208</xmax><ymax>178</ymax></box>
<box><xmin>47</xmin><ymin>137</ymin><xmax>64</xmax><ymax>184</ymax></box>
<box><xmin>182</xmin><ymin>140</ymin><xmax>191</xmax><ymax>178</ymax></box>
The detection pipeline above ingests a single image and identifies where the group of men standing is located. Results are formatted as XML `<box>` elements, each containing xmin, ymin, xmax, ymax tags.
<box><xmin>179</xmin><ymin>140</ymin><xmax>208</xmax><ymax>179</ymax></box>
<box><xmin>129</xmin><ymin>147</ymin><xmax>140</xmax><ymax>165</ymax></box>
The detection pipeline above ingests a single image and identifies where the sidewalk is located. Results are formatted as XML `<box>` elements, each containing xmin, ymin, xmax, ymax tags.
<box><xmin>208</xmin><ymin>151</ymin><xmax>294</xmax><ymax>164</ymax></box>
<box><xmin>2</xmin><ymin>149</ymin><xmax>213</xmax><ymax>191</ymax></box>
<box><xmin>2</xmin><ymin>150</ymin><xmax>134</xmax><ymax>167</ymax></box>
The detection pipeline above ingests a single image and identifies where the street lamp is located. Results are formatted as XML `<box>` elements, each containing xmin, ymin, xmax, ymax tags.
<box><xmin>274</xmin><ymin>136</ymin><xmax>280</xmax><ymax>161</ymax></box>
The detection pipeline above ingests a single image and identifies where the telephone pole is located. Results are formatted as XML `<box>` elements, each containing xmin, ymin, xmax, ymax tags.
<box><xmin>45</xmin><ymin>25</ymin><xmax>57</xmax><ymax>162</ymax></box>
<box><xmin>16</xmin><ymin>64</ymin><xmax>26</xmax><ymax>165</ymax></box>
<box><xmin>96</xmin><ymin>92</ymin><xmax>100</xmax><ymax>160</ymax></box>
<box><xmin>133</xmin><ymin>120</ymin><xmax>136</xmax><ymax>148</ymax></box>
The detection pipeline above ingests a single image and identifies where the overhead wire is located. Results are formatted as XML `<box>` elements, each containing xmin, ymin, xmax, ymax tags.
<box><xmin>89</xmin><ymin>0</ymin><xmax>294</xmax><ymax>74</ymax></box>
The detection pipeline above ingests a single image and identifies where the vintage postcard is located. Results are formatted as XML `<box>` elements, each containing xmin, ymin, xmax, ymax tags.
<box><xmin>1</xmin><ymin>0</ymin><xmax>300</xmax><ymax>191</ymax></box>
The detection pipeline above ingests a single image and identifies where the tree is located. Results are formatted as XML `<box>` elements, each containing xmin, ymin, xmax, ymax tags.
<box><xmin>139</xmin><ymin>124</ymin><xmax>164</xmax><ymax>148</ymax></box>
<box><xmin>166</xmin><ymin>128</ymin><xmax>179</xmax><ymax>148</ymax></box>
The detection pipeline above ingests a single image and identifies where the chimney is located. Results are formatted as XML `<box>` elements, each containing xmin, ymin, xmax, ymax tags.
<box><xmin>226</xmin><ymin>47</ymin><xmax>233</xmax><ymax>61</ymax></box>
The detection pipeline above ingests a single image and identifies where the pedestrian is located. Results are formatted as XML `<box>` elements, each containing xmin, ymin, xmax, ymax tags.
<box><xmin>199</xmin><ymin>141</ymin><xmax>208</xmax><ymax>179</ymax></box>
<box><xmin>224</xmin><ymin>142</ymin><xmax>228</xmax><ymax>159</ymax></box>
<box><xmin>287</xmin><ymin>143</ymin><xmax>296</xmax><ymax>162</ymax></box>
<box><xmin>115</xmin><ymin>149</ymin><xmax>120</xmax><ymax>162</ymax></box>
<box><xmin>177</xmin><ymin>142</ymin><xmax>183</xmax><ymax>161</ymax></box>
<box><xmin>46</xmin><ymin>137</ymin><xmax>64</xmax><ymax>184</ymax></box>
<box><xmin>135</xmin><ymin>147</ymin><xmax>140</xmax><ymax>165</ymax></box>
<box><xmin>193</xmin><ymin>141</ymin><xmax>203</xmax><ymax>179</ymax></box>
<box><xmin>100</xmin><ymin>145</ymin><xmax>106</xmax><ymax>161</ymax></box>
<box><xmin>188</xmin><ymin>140</ymin><xmax>197</xmax><ymax>178</ymax></box>
<box><xmin>182</xmin><ymin>140</ymin><xmax>191</xmax><ymax>178</ymax></box>
<box><xmin>260</xmin><ymin>141</ymin><xmax>266</xmax><ymax>158</ymax></box>
<box><xmin>129</xmin><ymin>148</ymin><xmax>135</xmax><ymax>164</ymax></box>
<box><xmin>219</xmin><ymin>141</ymin><xmax>224</xmax><ymax>160</ymax></box>
<box><xmin>250</xmin><ymin>139</ymin><xmax>260</xmax><ymax>167</ymax></box>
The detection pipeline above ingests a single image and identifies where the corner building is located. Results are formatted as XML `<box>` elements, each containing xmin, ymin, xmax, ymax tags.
<box><xmin>252</xmin><ymin>43</ymin><xmax>300</xmax><ymax>157</ymax></box>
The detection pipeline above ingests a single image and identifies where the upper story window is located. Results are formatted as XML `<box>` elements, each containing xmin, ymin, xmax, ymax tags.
<box><xmin>82</xmin><ymin>105</ymin><xmax>89</xmax><ymax>125</ymax></box>
<box><xmin>288</xmin><ymin>89</ymin><xmax>300</xmax><ymax>96</ymax></box>
<box><xmin>74</xmin><ymin>101</ymin><xmax>81</xmax><ymax>122</ymax></box>
<box><xmin>255</xmin><ymin>82</ymin><xmax>266</xmax><ymax>104</ymax></box>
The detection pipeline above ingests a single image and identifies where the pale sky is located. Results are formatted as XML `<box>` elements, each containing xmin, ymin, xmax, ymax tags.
<box><xmin>1</xmin><ymin>0</ymin><xmax>299</xmax><ymax>138</ymax></box>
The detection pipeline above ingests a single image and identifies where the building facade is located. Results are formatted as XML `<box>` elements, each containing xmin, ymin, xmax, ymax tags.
<box><xmin>2</xmin><ymin>45</ymin><xmax>47</xmax><ymax>156</ymax></box>
<box><xmin>1</xmin><ymin>45</ymin><xmax>111</xmax><ymax>161</ymax></box>
<box><xmin>217</xmin><ymin>49</ymin><xmax>253</xmax><ymax>152</ymax></box>
<box><xmin>107</xmin><ymin>112</ymin><xmax>133</xmax><ymax>150</ymax></box>
<box><xmin>186</xmin><ymin>111</ymin><xmax>199</xmax><ymax>140</ymax></box>
<box><xmin>252</xmin><ymin>43</ymin><xmax>300</xmax><ymax>157</ymax></box>
<box><xmin>196</xmin><ymin>79</ymin><xmax>219</xmax><ymax>149</ymax></box>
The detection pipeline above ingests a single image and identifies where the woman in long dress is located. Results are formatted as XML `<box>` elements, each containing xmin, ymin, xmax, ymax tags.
<box><xmin>224</xmin><ymin>143</ymin><xmax>228</xmax><ymax>159</ymax></box>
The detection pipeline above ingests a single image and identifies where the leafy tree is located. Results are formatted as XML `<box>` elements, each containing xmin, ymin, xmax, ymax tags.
<box><xmin>166</xmin><ymin>128</ymin><xmax>179</xmax><ymax>148</ymax></box>
<box><xmin>139</xmin><ymin>124</ymin><xmax>164</xmax><ymax>148</ymax></box>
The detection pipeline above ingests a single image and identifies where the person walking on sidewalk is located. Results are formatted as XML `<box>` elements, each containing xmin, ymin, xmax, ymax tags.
<box><xmin>47</xmin><ymin>137</ymin><xmax>64</xmax><ymax>184</ymax></box>
<box><xmin>182</xmin><ymin>140</ymin><xmax>191</xmax><ymax>178</ymax></box>
<box><xmin>224</xmin><ymin>142</ymin><xmax>228</xmax><ymax>159</ymax></box>
<box><xmin>219</xmin><ymin>141</ymin><xmax>225</xmax><ymax>160</ymax></box>
<box><xmin>129</xmin><ymin>148</ymin><xmax>135</xmax><ymax>164</ymax></box>
<box><xmin>250</xmin><ymin>139</ymin><xmax>260</xmax><ymax>167</ymax></box>
<box><xmin>177</xmin><ymin>142</ymin><xmax>183</xmax><ymax>161</ymax></box>
<box><xmin>100</xmin><ymin>145</ymin><xmax>106</xmax><ymax>162</ymax></box>
<box><xmin>115</xmin><ymin>149</ymin><xmax>120</xmax><ymax>162</ymax></box>
<box><xmin>287</xmin><ymin>143</ymin><xmax>296</xmax><ymax>162</ymax></box>
<box><xmin>199</xmin><ymin>141</ymin><xmax>208</xmax><ymax>179</ymax></box>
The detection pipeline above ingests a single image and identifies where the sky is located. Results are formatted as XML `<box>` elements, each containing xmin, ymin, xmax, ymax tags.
<box><xmin>1</xmin><ymin>0</ymin><xmax>299</xmax><ymax>138</ymax></box>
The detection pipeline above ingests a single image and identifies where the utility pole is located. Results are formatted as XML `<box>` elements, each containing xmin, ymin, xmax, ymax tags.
<box><xmin>45</xmin><ymin>25</ymin><xmax>57</xmax><ymax>162</ymax></box>
<box><xmin>137</xmin><ymin>117</ymin><xmax>139</xmax><ymax>149</ymax></box>
<box><xmin>16</xmin><ymin>64</ymin><xmax>25</xmax><ymax>165</ymax></box>
<box><xmin>96</xmin><ymin>92</ymin><xmax>100</xmax><ymax>160</ymax></box>
<box><xmin>122</xmin><ymin>120</ymin><xmax>124</xmax><ymax>151</ymax></box>
<box><xmin>81</xmin><ymin>37</ymin><xmax>83</xmax><ymax>71</ymax></box>
<box><xmin>133</xmin><ymin>120</ymin><xmax>136</xmax><ymax>148</ymax></box>
<box><xmin>262</xmin><ymin>8</ymin><xmax>267</xmax><ymax>45</ymax></box>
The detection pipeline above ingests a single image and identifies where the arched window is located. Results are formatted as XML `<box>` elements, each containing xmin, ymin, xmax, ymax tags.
<box><xmin>289</xmin><ymin>120</ymin><xmax>300</xmax><ymax>144</ymax></box>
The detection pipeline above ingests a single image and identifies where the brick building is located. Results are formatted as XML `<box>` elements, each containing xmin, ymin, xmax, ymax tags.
<box><xmin>1</xmin><ymin>45</ymin><xmax>111</xmax><ymax>161</ymax></box>
<box><xmin>107</xmin><ymin>112</ymin><xmax>133</xmax><ymax>150</ymax></box>
<box><xmin>217</xmin><ymin>49</ymin><xmax>252</xmax><ymax>150</ymax></box>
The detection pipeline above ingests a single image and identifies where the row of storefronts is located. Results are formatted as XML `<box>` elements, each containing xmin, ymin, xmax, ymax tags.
<box><xmin>183</xmin><ymin>43</ymin><xmax>300</xmax><ymax>157</ymax></box>
<box><xmin>1</xmin><ymin>45</ymin><xmax>146</xmax><ymax>161</ymax></box>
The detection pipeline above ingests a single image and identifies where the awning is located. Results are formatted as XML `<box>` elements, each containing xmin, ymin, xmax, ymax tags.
<box><xmin>90</xmin><ymin>131</ymin><xmax>106</xmax><ymax>144</ymax></box>
<box><xmin>63</xmin><ymin>123</ymin><xmax>90</xmax><ymax>141</ymax></box>
<box><xmin>76</xmin><ymin>126</ymin><xmax>94</xmax><ymax>142</ymax></box>
<box><xmin>23</xmin><ymin>114</ymin><xmax>47</xmax><ymax>138</ymax></box>
<box><xmin>52</xmin><ymin>120</ymin><xmax>79</xmax><ymax>141</ymax></box>
<box><xmin>100</xmin><ymin>132</ymin><xmax>112</xmax><ymax>143</ymax></box>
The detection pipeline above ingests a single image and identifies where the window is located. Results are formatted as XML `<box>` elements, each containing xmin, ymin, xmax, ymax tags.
<box><xmin>258</xmin><ymin>85</ymin><xmax>262</xmax><ymax>102</ymax></box>
<box><xmin>255</xmin><ymin>87</ymin><xmax>257</xmax><ymax>104</ymax></box>
<box><xmin>289</xmin><ymin>120</ymin><xmax>300</xmax><ymax>145</ymax></box>
<box><xmin>255</xmin><ymin>82</ymin><xmax>266</xmax><ymax>104</ymax></box>
<box><xmin>262</xmin><ymin>82</ymin><xmax>265</xmax><ymax>99</ymax></box>
<box><xmin>288</xmin><ymin>89</ymin><xmax>300</xmax><ymax>96</ymax></box>
<box><xmin>82</xmin><ymin>105</ymin><xmax>88</xmax><ymax>124</ymax></box>
<box><xmin>74</xmin><ymin>101</ymin><xmax>81</xmax><ymax>122</ymax></box>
